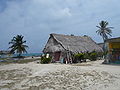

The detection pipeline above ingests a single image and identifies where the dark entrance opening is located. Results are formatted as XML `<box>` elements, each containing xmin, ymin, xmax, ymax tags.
<box><xmin>54</xmin><ymin>52</ymin><xmax>61</xmax><ymax>61</ymax></box>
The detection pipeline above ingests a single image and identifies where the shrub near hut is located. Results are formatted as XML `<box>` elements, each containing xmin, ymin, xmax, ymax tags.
<box><xmin>40</xmin><ymin>55</ymin><xmax>52</xmax><ymax>64</ymax></box>
<box><xmin>84</xmin><ymin>51</ymin><xmax>98</xmax><ymax>61</ymax></box>
<box><xmin>89</xmin><ymin>51</ymin><xmax>98</xmax><ymax>61</ymax></box>
<box><xmin>73</xmin><ymin>53</ymin><xmax>85</xmax><ymax>63</ymax></box>
<box><xmin>73</xmin><ymin>51</ymin><xmax>99</xmax><ymax>63</ymax></box>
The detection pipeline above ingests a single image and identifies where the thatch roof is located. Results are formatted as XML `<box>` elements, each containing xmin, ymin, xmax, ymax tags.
<box><xmin>43</xmin><ymin>33</ymin><xmax>103</xmax><ymax>53</ymax></box>
<box><xmin>98</xmin><ymin>43</ymin><xmax>104</xmax><ymax>49</ymax></box>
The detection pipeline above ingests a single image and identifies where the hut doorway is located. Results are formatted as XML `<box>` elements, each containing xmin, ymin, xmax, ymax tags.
<box><xmin>54</xmin><ymin>52</ymin><xmax>61</xmax><ymax>61</ymax></box>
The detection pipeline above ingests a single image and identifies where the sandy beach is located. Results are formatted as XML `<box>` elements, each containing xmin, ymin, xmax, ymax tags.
<box><xmin>0</xmin><ymin>60</ymin><xmax>120</xmax><ymax>90</ymax></box>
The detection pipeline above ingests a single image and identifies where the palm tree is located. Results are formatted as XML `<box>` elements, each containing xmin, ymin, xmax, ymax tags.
<box><xmin>96</xmin><ymin>21</ymin><xmax>113</xmax><ymax>42</ymax></box>
<box><xmin>96</xmin><ymin>21</ymin><xmax>113</xmax><ymax>60</ymax></box>
<box><xmin>9</xmin><ymin>35</ymin><xmax>28</xmax><ymax>57</ymax></box>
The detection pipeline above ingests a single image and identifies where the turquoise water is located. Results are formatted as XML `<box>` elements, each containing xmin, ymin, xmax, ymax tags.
<box><xmin>0</xmin><ymin>53</ymin><xmax>42</xmax><ymax>58</ymax></box>
<box><xmin>14</xmin><ymin>53</ymin><xmax>42</xmax><ymax>57</ymax></box>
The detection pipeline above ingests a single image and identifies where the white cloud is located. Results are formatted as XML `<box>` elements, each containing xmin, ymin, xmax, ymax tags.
<box><xmin>53</xmin><ymin>8</ymin><xmax>72</xmax><ymax>19</ymax></box>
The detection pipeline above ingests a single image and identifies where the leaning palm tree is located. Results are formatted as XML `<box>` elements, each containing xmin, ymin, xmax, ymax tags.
<box><xmin>96</xmin><ymin>21</ymin><xmax>113</xmax><ymax>42</ymax></box>
<box><xmin>9</xmin><ymin>35</ymin><xmax>28</xmax><ymax>57</ymax></box>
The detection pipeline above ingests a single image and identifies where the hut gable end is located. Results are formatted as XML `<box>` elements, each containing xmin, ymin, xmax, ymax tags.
<box><xmin>43</xmin><ymin>35</ymin><xmax>65</xmax><ymax>53</ymax></box>
<box><xmin>46</xmin><ymin>36</ymin><xmax>58</xmax><ymax>46</ymax></box>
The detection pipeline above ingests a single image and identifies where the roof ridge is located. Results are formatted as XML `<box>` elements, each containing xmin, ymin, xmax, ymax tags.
<box><xmin>51</xmin><ymin>33</ymin><xmax>90</xmax><ymax>38</ymax></box>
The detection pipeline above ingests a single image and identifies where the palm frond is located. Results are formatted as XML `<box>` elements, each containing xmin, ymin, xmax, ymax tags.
<box><xmin>8</xmin><ymin>35</ymin><xmax>28</xmax><ymax>56</ymax></box>
<box><xmin>96</xmin><ymin>20</ymin><xmax>113</xmax><ymax>41</ymax></box>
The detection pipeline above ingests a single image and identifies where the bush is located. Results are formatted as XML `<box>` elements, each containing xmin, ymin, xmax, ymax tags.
<box><xmin>83</xmin><ymin>52</ymin><xmax>90</xmax><ymax>59</ymax></box>
<box><xmin>73</xmin><ymin>51</ymin><xmax>99</xmax><ymax>63</ymax></box>
<box><xmin>40</xmin><ymin>56</ymin><xmax>51</xmax><ymax>64</ymax></box>
<box><xmin>89</xmin><ymin>51</ymin><xmax>98</xmax><ymax>61</ymax></box>
<box><xmin>73</xmin><ymin>53</ymin><xmax>84</xmax><ymax>63</ymax></box>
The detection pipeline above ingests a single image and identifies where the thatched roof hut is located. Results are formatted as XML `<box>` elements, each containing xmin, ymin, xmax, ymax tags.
<box><xmin>43</xmin><ymin>34</ymin><xmax>103</xmax><ymax>63</ymax></box>
<box><xmin>43</xmin><ymin>33</ymin><xmax>103</xmax><ymax>54</ymax></box>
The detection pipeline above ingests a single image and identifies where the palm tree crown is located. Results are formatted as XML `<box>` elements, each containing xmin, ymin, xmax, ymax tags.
<box><xmin>9</xmin><ymin>35</ymin><xmax>28</xmax><ymax>57</ymax></box>
<box><xmin>96</xmin><ymin>21</ymin><xmax>113</xmax><ymax>42</ymax></box>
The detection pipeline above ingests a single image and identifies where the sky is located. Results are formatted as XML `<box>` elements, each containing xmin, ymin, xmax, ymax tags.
<box><xmin>0</xmin><ymin>0</ymin><xmax>120</xmax><ymax>53</ymax></box>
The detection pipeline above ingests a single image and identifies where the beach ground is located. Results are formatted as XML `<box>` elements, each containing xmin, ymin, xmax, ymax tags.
<box><xmin>0</xmin><ymin>60</ymin><xmax>120</xmax><ymax>90</ymax></box>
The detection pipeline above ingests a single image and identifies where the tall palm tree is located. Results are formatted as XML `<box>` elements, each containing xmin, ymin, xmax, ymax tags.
<box><xmin>96</xmin><ymin>21</ymin><xmax>113</xmax><ymax>60</ymax></box>
<box><xmin>96</xmin><ymin>21</ymin><xmax>113</xmax><ymax>42</ymax></box>
<box><xmin>9</xmin><ymin>35</ymin><xmax>28</xmax><ymax>57</ymax></box>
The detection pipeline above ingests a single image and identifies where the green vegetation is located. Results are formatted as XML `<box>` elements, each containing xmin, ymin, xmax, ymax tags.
<box><xmin>8</xmin><ymin>35</ymin><xmax>28</xmax><ymax>58</ymax></box>
<box><xmin>73</xmin><ymin>51</ymin><xmax>103</xmax><ymax>63</ymax></box>
<box><xmin>89</xmin><ymin>52</ymin><xmax>98</xmax><ymax>61</ymax></box>
<box><xmin>40</xmin><ymin>56</ymin><xmax>52</xmax><ymax>64</ymax></box>
<box><xmin>73</xmin><ymin>53</ymin><xmax>85</xmax><ymax>63</ymax></box>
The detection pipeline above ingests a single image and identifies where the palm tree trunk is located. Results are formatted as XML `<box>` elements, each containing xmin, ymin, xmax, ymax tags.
<box><xmin>103</xmin><ymin>40</ymin><xmax>109</xmax><ymax>63</ymax></box>
<box><xmin>18</xmin><ymin>53</ymin><xmax>21</xmax><ymax>58</ymax></box>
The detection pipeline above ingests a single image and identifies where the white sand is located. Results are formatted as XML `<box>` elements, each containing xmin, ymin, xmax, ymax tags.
<box><xmin>0</xmin><ymin>60</ymin><xmax>120</xmax><ymax>90</ymax></box>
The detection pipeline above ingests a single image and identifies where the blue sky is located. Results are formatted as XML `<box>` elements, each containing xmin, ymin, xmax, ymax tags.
<box><xmin>0</xmin><ymin>0</ymin><xmax>120</xmax><ymax>53</ymax></box>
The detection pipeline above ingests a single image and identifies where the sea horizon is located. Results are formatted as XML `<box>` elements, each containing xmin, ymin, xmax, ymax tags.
<box><xmin>0</xmin><ymin>53</ymin><xmax>42</xmax><ymax>58</ymax></box>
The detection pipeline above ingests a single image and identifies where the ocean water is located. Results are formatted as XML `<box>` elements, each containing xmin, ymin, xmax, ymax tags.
<box><xmin>14</xmin><ymin>53</ymin><xmax>42</xmax><ymax>57</ymax></box>
<box><xmin>0</xmin><ymin>53</ymin><xmax>42</xmax><ymax>58</ymax></box>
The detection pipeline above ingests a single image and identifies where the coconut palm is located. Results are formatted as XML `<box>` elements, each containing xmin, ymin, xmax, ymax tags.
<box><xmin>96</xmin><ymin>21</ymin><xmax>113</xmax><ymax>42</ymax></box>
<box><xmin>9</xmin><ymin>35</ymin><xmax>28</xmax><ymax>57</ymax></box>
